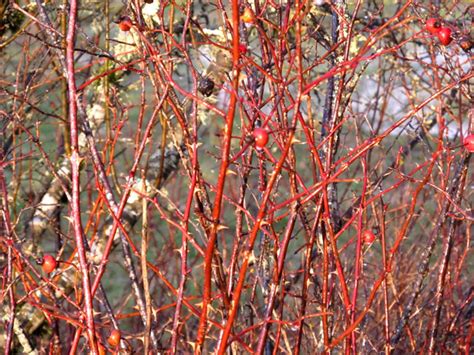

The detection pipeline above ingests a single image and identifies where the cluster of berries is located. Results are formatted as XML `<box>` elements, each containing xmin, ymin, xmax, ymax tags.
<box><xmin>425</xmin><ymin>18</ymin><xmax>452</xmax><ymax>45</ymax></box>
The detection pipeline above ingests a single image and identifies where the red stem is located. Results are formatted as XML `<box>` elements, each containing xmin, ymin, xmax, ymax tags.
<box><xmin>217</xmin><ymin>127</ymin><xmax>296</xmax><ymax>352</ymax></box>
<box><xmin>350</xmin><ymin>154</ymin><xmax>368</xmax><ymax>352</ymax></box>
<box><xmin>195</xmin><ymin>0</ymin><xmax>241</xmax><ymax>349</ymax></box>
<box><xmin>65</xmin><ymin>0</ymin><xmax>97</xmax><ymax>353</ymax></box>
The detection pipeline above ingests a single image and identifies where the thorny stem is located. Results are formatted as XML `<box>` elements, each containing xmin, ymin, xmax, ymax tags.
<box><xmin>375</xmin><ymin>200</ymin><xmax>391</xmax><ymax>355</ymax></box>
<box><xmin>195</xmin><ymin>0</ymin><xmax>241</xmax><ymax>349</ymax></box>
<box><xmin>350</xmin><ymin>152</ymin><xmax>368</xmax><ymax>353</ymax></box>
<box><xmin>65</xmin><ymin>0</ymin><xmax>97</xmax><ymax>353</ymax></box>
<box><xmin>256</xmin><ymin>210</ymin><xmax>298</xmax><ymax>353</ymax></box>
<box><xmin>2</xmin><ymin>1</ymin><xmax>473</xmax><ymax>353</ymax></box>
<box><xmin>217</xmin><ymin>126</ymin><xmax>297</xmax><ymax>352</ymax></box>
<box><xmin>428</xmin><ymin>157</ymin><xmax>468</xmax><ymax>352</ymax></box>
<box><xmin>1</xmin><ymin>153</ymin><xmax>14</xmax><ymax>355</ymax></box>
<box><xmin>141</xmin><ymin>175</ymin><xmax>152</xmax><ymax>354</ymax></box>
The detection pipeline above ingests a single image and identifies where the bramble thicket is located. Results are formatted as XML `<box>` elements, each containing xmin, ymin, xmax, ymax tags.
<box><xmin>0</xmin><ymin>0</ymin><xmax>472</xmax><ymax>353</ymax></box>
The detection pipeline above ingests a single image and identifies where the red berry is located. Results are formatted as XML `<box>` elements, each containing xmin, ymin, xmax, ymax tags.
<box><xmin>463</xmin><ymin>134</ymin><xmax>474</xmax><ymax>153</ymax></box>
<box><xmin>42</xmin><ymin>255</ymin><xmax>57</xmax><ymax>273</ymax></box>
<box><xmin>362</xmin><ymin>230</ymin><xmax>376</xmax><ymax>244</ymax></box>
<box><xmin>107</xmin><ymin>329</ymin><xmax>121</xmax><ymax>347</ymax></box>
<box><xmin>425</xmin><ymin>18</ymin><xmax>441</xmax><ymax>34</ymax></box>
<box><xmin>239</xmin><ymin>44</ymin><xmax>248</xmax><ymax>55</ymax></box>
<box><xmin>118</xmin><ymin>17</ymin><xmax>132</xmax><ymax>32</ymax></box>
<box><xmin>253</xmin><ymin>127</ymin><xmax>269</xmax><ymax>148</ymax></box>
<box><xmin>241</xmin><ymin>8</ymin><xmax>254</xmax><ymax>24</ymax></box>
<box><xmin>437</xmin><ymin>27</ymin><xmax>452</xmax><ymax>46</ymax></box>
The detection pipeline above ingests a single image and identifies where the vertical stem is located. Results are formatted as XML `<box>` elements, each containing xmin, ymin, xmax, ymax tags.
<box><xmin>256</xmin><ymin>211</ymin><xmax>298</xmax><ymax>353</ymax></box>
<box><xmin>376</xmin><ymin>201</ymin><xmax>391</xmax><ymax>355</ymax></box>
<box><xmin>217</xmin><ymin>128</ymin><xmax>296</xmax><ymax>352</ymax></box>
<box><xmin>320</xmin><ymin>3</ymin><xmax>338</xmax><ymax>140</ymax></box>
<box><xmin>141</xmin><ymin>174</ymin><xmax>152</xmax><ymax>354</ymax></box>
<box><xmin>428</xmin><ymin>157</ymin><xmax>469</xmax><ymax>353</ymax></box>
<box><xmin>195</xmin><ymin>0</ymin><xmax>240</xmax><ymax>349</ymax></box>
<box><xmin>350</xmin><ymin>155</ymin><xmax>368</xmax><ymax>352</ymax></box>
<box><xmin>65</xmin><ymin>1</ymin><xmax>97</xmax><ymax>353</ymax></box>
<box><xmin>61</xmin><ymin>0</ymin><xmax>70</xmax><ymax>156</ymax></box>
<box><xmin>321</xmin><ymin>222</ymin><xmax>329</xmax><ymax>347</ymax></box>
<box><xmin>1</xmin><ymin>154</ymin><xmax>15</xmax><ymax>355</ymax></box>
<box><xmin>104</xmin><ymin>0</ymin><xmax>110</xmax><ymax>137</ymax></box>
<box><xmin>171</xmin><ymin>143</ymin><xmax>197</xmax><ymax>353</ymax></box>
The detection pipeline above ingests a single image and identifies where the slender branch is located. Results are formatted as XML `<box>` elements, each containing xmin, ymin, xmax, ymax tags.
<box><xmin>195</xmin><ymin>0</ymin><xmax>241</xmax><ymax>349</ymax></box>
<box><xmin>65</xmin><ymin>0</ymin><xmax>97</xmax><ymax>352</ymax></box>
